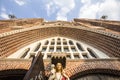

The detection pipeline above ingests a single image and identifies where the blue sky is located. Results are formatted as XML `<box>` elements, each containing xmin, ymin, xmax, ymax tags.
<box><xmin>0</xmin><ymin>0</ymin><xmax>120</xmax><ymax>21</ymax></box>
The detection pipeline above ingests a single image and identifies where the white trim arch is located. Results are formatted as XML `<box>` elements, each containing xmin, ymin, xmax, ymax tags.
<box><xmin>8</xmin><ymin>37</ymin><xmax>109</xmax><ymax>59</ymax></box>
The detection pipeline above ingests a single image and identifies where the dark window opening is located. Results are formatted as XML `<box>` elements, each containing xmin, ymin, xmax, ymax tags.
<box><xmin>69</xmin><ymin>40</ymin><xmax>74</xmax><ymax>45</ymax></box>
<box><xmin>20</xmin><ymin>48</ymin><xmax>30</xmax><ymax>58</ymax></box>
<box><xmin>42</xmin><ymin>47</ymin><xmax>47</xmax><ymax>52</ymax></box>
<box><xmin>64</xmin><ymin>47</ymin><xmax>69</xmax><ymax>52</ymax></box>
<box><xmin>47</xmin><ymin>55</ymin><xmax>51</xmax><ymax>59</ymax></box>
<box><xmin>51</xmin><ymin>42</ymin><xmax>55</xmax><ymax>45</ymax></box>
<box><xmin>76</xmin><ymin>43</ymin><xmax>84</xmax><ymax>51</ymax></box>
<box><xmin>34</xmin><ymin>43</ymin><xmax>41</xmax><ymax>52</ymax></box>
<box><xmin>52</xmin><ymin>39</ymin><xmax>55</xmax><ymax>41</ymax></box>
<box><xmin>49</xmin><ymin>47</ymin><xmax>54</xmax><ymax>52</ymax></box>
<box><xmin>51</xmin><ymin>57</ymin><xmax>66</xmax><ymax>68</ymax></box>
<box><xmin>57</xmin><ymin>47</ymin><xmax>61</xmax><ymax>52</ymax></box>
<box><xmin>71</xmin><ymin>47</ymin><xmax>77</xmax><ymax>52</ymax></box>
<box><xmin>63</xmin><ymin>42</ymin><xmax>67</xmax><ymax>45</ymax></box>
<box><xmin>63</xmin><ymin>39</ymin><xmax>66</xmax><ymax>42</ymax></box>
<box><xmin>87</xmin><ymin>48</ymin><xmax>97</xmax><ymax>58</ymax></box>
<box><xmin>57</xmin><ymin>38</ymin><xmax>61</xmax><ymax>41</ymax></box>
<box><xmin>57</xmin><ymin>42</ymin><xmax>61</xmax><ymax>45</ymax></box>
<box><xmin>45</xmin><ymin>41</ymin><xmax>49</xmax><ymax>45</ymax></box>
<box><xmin>66</xmin><ymin>55</ymin><xmax>71</xmax><ymax>59</ymax></box>
<box><xmin>74</xmin><ymin>55</ymin><xmax>79</xmax><ymax>59</ymax></box>
<box><xmin>83</xmin><ymin>54</ymin><xmax>88</xmax><ymax>59</ymax></box>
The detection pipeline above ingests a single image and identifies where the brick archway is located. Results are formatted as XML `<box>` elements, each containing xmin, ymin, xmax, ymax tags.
<box><xmin>70</xmin><ymin>69</ymin><xmax>120</xmax><ymax>80</ymax></box>
<box><xmin>0</xmin><ymin>26</ymin><xmax>120</xmax><ymax>58</ymax></box>
<box><xmin>51</xmin><ymin>53</ymin><xmax>66</xmax><ymax>68</ymax></box>
<box><xmin>0</xmin><ymin>69</ymin><xmax>28</xmax><ymax>80</ymax></box>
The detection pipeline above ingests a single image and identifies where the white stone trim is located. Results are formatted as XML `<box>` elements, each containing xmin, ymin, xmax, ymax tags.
<box><xmin>7</xmin><ymin>37</ymin><xmax>109</xmax><ymax>59</ymax></box>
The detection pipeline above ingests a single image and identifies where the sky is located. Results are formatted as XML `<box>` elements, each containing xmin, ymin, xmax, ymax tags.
<box><xmin>0</xmin><ymin>0</ymin><xmax>120</xmax><ymax>21</ymax></box>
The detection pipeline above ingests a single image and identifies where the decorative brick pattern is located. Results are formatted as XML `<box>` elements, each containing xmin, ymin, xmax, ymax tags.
<box><xmin>74</xmin><ymin>18</ymin><xmax>120</xmax><ymax>32</ymax></box>
<box><xmin>0</xmin><ymin>59</ymin><xmax>120</xmax><ymax>78</ymax></box>
<box><xmin>0</xmin><ymin>19</ymin><xmax>120</xmax><ymax>79</ymax></box>
<box><xmin>0</xmin><ymin>18</ymin><xmax>44</xmax><ymax>30</ymax></box>
<box><xmin>63</xmin><ymin>59</ymin><xmax>120</xmax><ymax>78</ymax></box>
<box><xmin>0</xmin><ymin>59</ymin><xmax>31</xmax><ymax>71</ymax></box>
<box><xmin>0</xmin><ymin>23</ymin><xmax>120</xmax><ymax>58</ymax></box>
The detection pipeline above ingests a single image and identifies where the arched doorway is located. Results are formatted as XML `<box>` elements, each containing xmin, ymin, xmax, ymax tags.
<box><xmin>74</xmin><ymin>74</ymin><xmax>120</xmax><ymax>80</ymax></box>
<box><xmin>51</xmin><ymin>53</ymin><xmax>66</xmax><ymax>68</ymax></box>
<box><xmin>0</xmin><ymin>69</ymin><xmax>27</xmax><ymax>80</ymax></box>
<box><xmin>70</xmin><ymin>69</ymin><xmax>120</xmax><ymax>80</ymax></box>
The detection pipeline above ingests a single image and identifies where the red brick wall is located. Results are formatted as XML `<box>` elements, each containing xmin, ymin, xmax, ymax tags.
<box><xmin>64</xmin><ymin>59</ymin><xmax>120</xmax><ymax>78</ymax></box>
<box><xmin>74</xmin><ymin>18</ymin><xmax>120</xmax><ymax>32</ymax></box>
<box><xmin>0</xmin><ymin>18</ymin><xmax>44</xmax><ymax>29</ymax></box>
<box><xmin>0</xmin><ymin>59</ymin><xmax>31</xmax><ymax>71</ymax></box>
<box><xmin>59</xmin><ymin>27</ymin><xmax>120</xmax><ymax>57</ymax></box>
<box><xmin>1</xmin><ymin>59</ymin><xmax>120</xmax><ymax>78</ymax></box>
<box><xmin>0</xmin><ymin>27</ymin><xmax>59</xmax><ymax>57</ymax></box>
<box><xmin>0</xmin><ymin>25</ymin><xmax>120</xmax><ymax>57</ymax></box>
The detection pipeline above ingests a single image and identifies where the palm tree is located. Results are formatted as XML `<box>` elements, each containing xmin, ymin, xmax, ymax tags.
<box><xmin>8</xmin><ymin>14</ymin><xmax>17</xmax><ymax>19</ymax></box>
<box><xmin>100</xmin><ymin>15</ymin><xmax>108</xmax><ymax>26</ymax></box>
<box><xmin>8</xmin><ymin>14</ymin><xmax>17</xmax><ymax>26</ymax></box>
<box><xmin>101</xmin><ymin>15</ymin><xmax>108</xmax><ymax>20</ymax></box>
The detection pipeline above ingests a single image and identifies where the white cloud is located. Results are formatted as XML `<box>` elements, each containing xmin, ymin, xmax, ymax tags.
<box><xmin>81</xmin><ymin>0</ymin><xmax>91</xmax><ymax>4</ymax></box>
<box><xmin>46</xmin><ymin>2</ymin><xmax>58</xmax><ymax>17</ymax></box>
<box><xmin>79</xmin><ymin>0</ymin><xmax>120</xmax><ymax>20</ymax></box>
<box><xmin>0</xmin><ymin>13</ymin><xmax>9</xmax><ymax>19</ymax></box>
<box><xmin>98</xmin><ymin>0</ymin><xmax>120</xmax><ymax>20</ymax></box>
<box><xmin>0</xmin><ymin>6</ymin><xmax>9</xmax><ymax>19</ymax></box>
<box><xmin>45</xmin><ymin>0</ymin><xmax>75</xmax><ymax>21</ymax></box>
<box><xmin>79</xmin><ymin>0</ymin><xmax>100</xmax><ymax>19</ymax></box>
<box><xmin>57</xmin><ymin>16</ymin><xmax>67</xmax><ymax>21</ymax></box>
<box><xmin>56</xmin><ymin>7</ymin><xmax>70</xmax><ymax>21</ymax></box>
<box><xmin>14</xmin><ymin>0</ymin><xmax>26</xmax><ymax>6</ymax></box>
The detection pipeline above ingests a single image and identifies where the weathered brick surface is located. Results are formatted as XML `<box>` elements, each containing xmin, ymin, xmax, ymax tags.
<box><xmin>0</xmin><ymin>59</ymin><xmax>31</xmax><ymax>71</ymax></box>
<box><xmin>74</xmin><ymin>18</ymin><xmax>120</xmax><ymax>32</ymax></box>
<box><xmin>0</xmin><ymin>18</ymin><xmax>44</xmax><ymax>27</ymax></box>
<box><xmin>0</xmin><ymin>18</ymin><xmax>44</xmax><ymax>33</ymax></box>
<box><xmin>0</xmin><ymin>19</ymin><xmax>120</xmax><ymax>78</ymax></box>
<box><xmin>0</xmin><ymin>23</ymin><xmax>119</xmax><ymax>58</ymax></box>
<box><xmin>64</xmin><ymin>59</ymin><xmax>120</xmax><ymax>77</ymax></box>
<box><xmin>0</xmin><ymin>59</ymin><xmax>120</xmax><ymax>77</ymax></box>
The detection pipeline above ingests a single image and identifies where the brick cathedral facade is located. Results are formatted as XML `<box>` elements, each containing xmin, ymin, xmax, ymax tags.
<box><xmin>0</xmin><ymin>18</ymin><xmax>120</xmax><ymax>80</ymax></box>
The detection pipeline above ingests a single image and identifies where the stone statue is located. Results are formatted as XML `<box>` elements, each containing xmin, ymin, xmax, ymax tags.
<box><xmin>49</xmin><ymin>63</ymin><xmax>70</xmax><ymax>80</ymax></box>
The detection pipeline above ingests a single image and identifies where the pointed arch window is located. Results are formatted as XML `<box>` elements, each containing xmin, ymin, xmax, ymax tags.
<box><xmin>45</xmin><ymin>40</ymin><xmax>49</xmax><ymax>45</ymax></box>
<box><xmin>20</xmin><ymin>48</ymin><xmax>30</xmax><ymax>58</ymax></box>
<box><xmin>87</xmin><ymin>48</ymin><xmax>97</xmax><ymax>58</ymax></box>
<box><xmin>76</xmin><ymin>43</ymin><xmax>84</xmax><ymax>51</ymax></box>
<box><xmin>34</xmin><ymin>43</ymin><xmax>41</xmax><ymax>52</ymax></box>
<box><xmin>69</xmin><ymin>40</ymin><xmax>74</xmax><ymax>45</ymax></box>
